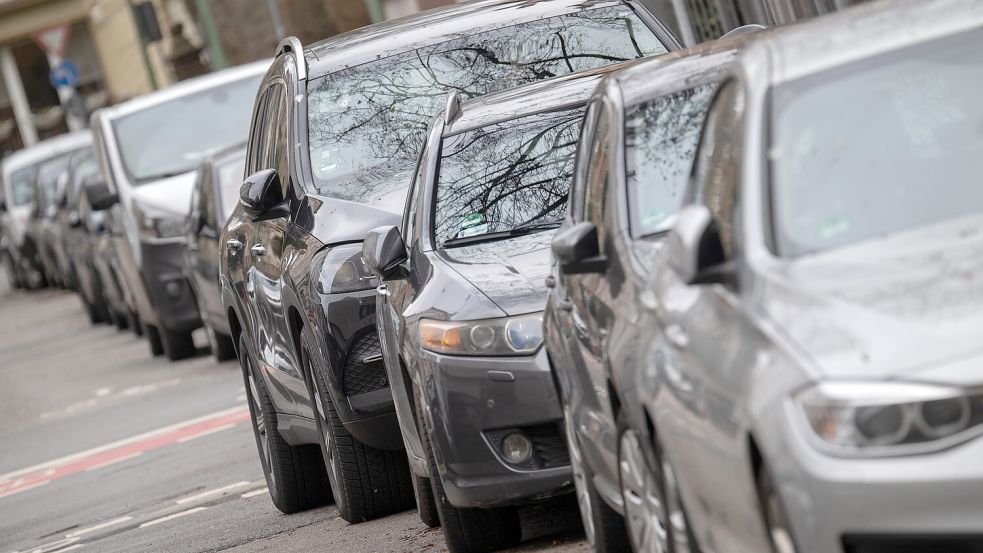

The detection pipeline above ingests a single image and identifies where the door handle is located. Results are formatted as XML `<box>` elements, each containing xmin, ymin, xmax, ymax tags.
<box><xmin>665</xmin><ymin>323</ymin><xmax>689</xmax><ymax>349</ymax></box>
<box><xmin>250</xmin><ymin>244</ymin><xmax>267</xmax><ymax>256</ymax></box>
<box><xmin>226</xmin><ymin>239</ymin><xmax>243</xmax><ymax>252</ymax></box>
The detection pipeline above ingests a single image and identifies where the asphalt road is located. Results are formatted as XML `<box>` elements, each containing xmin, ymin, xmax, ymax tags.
<box><xmin>0</xmin><ymin>283</ymin><xmax>588</xmax><ymax>553</ymax></box>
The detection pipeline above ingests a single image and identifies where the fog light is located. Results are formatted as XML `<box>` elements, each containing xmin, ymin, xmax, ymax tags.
<box><xmin>164</xmin><ymin>279</ymin><xmax>183</xmax><ymax>298</ymax></box>
<box><xmin>501</xmin><ymin>432</ymin><xmax>532</xmax><ymax>465</ymax></box>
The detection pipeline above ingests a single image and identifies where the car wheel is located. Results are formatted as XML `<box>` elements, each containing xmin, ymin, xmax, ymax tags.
<box><xmin>161</xmin><ymin>329</ymin><xmax>196</xmax><ymax>361</ymax></box>
<box><xmin>416</xmin><ymin>383</ymin><xmax>520</xmax><ymax>553</ymax></box>
<box><xmin>302</xmin><ymin>332</ymin><xmax>414</xmax><ymax>523</ymax></box>
<box><xmin>205</xmin><ymin>322</ymin><xmax>237</xmax><ymax>362</ymax></box>
<box><xmin>129</xmin><ymin>310</ymin><xmax>143</xmax><ymax>336</ymax></box>
<box><xmin>619</xmin><ymin>422</ymin><xmax>695</xmax><ymax>553</ymax></box>
<box><xmin>82</xmin><ymin>296</ymin><xmax>107</xmax><ymax>325</ymax></box>
<box><xmin>758</xmin><ymin>466</ymin><xmax>799</xmax><ymax>553</ymax></box>
<box><xmin>145</xmin><ymin>324</ymin><xmax>165</xmax><ymax>357</ymax></box>
<box><xmin>412</xmin><ymin>472</ymin><xmax>440</xmax><ymax>528</ymax></box>
<box><xmin>111</xmin><ymin>308</ymin><xmax>129</xmax><ymax>330</ymax></box>
<box><xmin>239</xmin><ymin>334</ymin><xmax>330</xmax><ymax>514</ymax></box>
<box><xmin>564</xmin><ymin>406</ymin><xmax>629</xmax><ymax>553</ymax></box>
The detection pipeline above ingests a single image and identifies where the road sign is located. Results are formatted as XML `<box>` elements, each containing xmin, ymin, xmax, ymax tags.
<box><xmin>34</xmin><ymin>24</ymin><xmax>70</xmax><ymax>58</ymax></box>
<box><xmin>49</xmin><ymin>60</ymin><xmax>79</xmax><ymax>88</ymax></box>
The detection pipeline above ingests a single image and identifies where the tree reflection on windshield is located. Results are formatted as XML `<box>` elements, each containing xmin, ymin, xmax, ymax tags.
<box><xmin>308</xmin><ymin>6</ymin><xmax>666</xmax><ymax>203</ymax></box>
<box><xmin>435</xmin><ymin>108</ymin><xmax>583</xmax><ymax>247</ymax></box>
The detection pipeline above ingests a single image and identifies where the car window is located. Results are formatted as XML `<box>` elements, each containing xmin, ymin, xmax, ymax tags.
<box><xmin>217</xmin><ymin>151</ymin><xmax>247</xmax><ymax>221</ymax></box>
<box><xmin>771</xmin><ymin>29</ymin><xmax>983</xmax><ymax>256</ymax></box>
<box><xmin>307</xmin><ymin>4</ymin><xmax>668</xmax><ymax>204</ymax></box>
<box><xmin>8</xmin><ymin>164</ymin><xmax>39</xmax><ymax>206</ymax></box>
<box><xmin>68</xmin><ymin>151</ymin><xmax>98</xmax><ymax>208</ymax></box>
<box><xmin>434</xmin><ymin>107</ymin><xmax>584</xmax><ymax>247</ymax></box>
<box><xmin>246</xmin><ymin>88</ymin><xmax>271</xmax><ymax>175</ymax></box>
<box><xmin>691</xmin><ymin>79</ymin><xmax>744</xmax><ymax>257</ymax></box>
<box><xmin>113</xmin><ymin>74</ymin><xmax>261</xmax><ymax>183</ymax></box>
<box><xmin>625</xmin><ymin>83</ymin><xmax>717</xmax><ymax>237</ymax></box>
<box><xmin>36</xmin><ymin>153</ymin><xmax>74</xmax><ymax>210</ymax></box>
<box><xmin>584</xmin><ymin>103</ymin><xmax>612</xmax><ymax>251</ymax></box>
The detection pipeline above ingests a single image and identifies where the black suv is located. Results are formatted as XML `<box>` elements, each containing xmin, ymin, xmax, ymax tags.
<box><xmin>221</xmin><ymin>0</ymin><xmax>677</xmax><ymax>524</ymax></box>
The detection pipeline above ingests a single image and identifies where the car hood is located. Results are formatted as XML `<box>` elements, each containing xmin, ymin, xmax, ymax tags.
<box><xmin>760</xmin><ymin>214</ymin><xmax>983</xmax><ymax>383</ymax></box>
<box><xmin>306</xmin><ymin>170</ymin><xmax>410</xmax><ymax>245</ymax></box>
<box><xmin>437</xmin><ymin>232</ymin><xmax>553</xmax><ymax>316</ymax></box>
<box><xmin>128</xmin><ymin>172</ymin><xmax>197</xmax><ymax>216</ymax></box>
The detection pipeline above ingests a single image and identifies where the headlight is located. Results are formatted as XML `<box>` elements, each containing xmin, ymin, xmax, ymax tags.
<box><xmin>794</xmin><ymin>382</ymin><xmax>983</xmax><ymax>456</ymax></box>
<box><xmin>314</xmin><ymin>244</ymin><xmax>377</xmax><ymax>294</ymax></box>
<box><xmin>419</xmin><ymin>313</ymin><xmax>543</xmax><ymax>356</ymax></box>
<box><xmin>133</xmin><ymin>202</ymin><xmax>184</xmax><ymax>240</ymax></box>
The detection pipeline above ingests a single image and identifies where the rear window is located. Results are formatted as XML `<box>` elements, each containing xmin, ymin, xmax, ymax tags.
<box><xmin>307</xmin><ymin>4</ymin><xmax>667</xmax><ymax>203</ymax></box>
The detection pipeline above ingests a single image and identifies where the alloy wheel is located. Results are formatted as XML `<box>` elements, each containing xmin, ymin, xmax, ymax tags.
<box><xmin>564</xmin><ymin>407</ymin><xmax>596</xmax><ymax>546</ymax></box>
<box><xmin>620</xmin><ymin>429</ymin><xmax>670</xmax><ymax>553</ymax></box>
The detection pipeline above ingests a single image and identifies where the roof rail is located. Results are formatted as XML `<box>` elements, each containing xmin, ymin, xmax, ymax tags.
<box><xmin>275</xmin><ymin>37</ymin><xmax>307</xmax><ymax>80</ymax></box>
<box><xmin>443</xmin><ymin>90</ymin><xmax>462</xmax><ymax>125</ymax></box>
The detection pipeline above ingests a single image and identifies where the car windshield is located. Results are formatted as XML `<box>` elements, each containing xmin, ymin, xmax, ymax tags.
<box><xmin>307</xmin><ymin>4</ymin><xmax>666</xmax><ymax>203</ymax></box>
<box><xmin>625</xmin><ymin>83</ymin><xmax>717</xmax><ymax>236</ymax></box>
<box><xmin>434</xmin><ymin>107</ymin><xmax>584</xmax><ymax>247</ymax></box>
<box><xmin>217</xmin><ymin>151</ymin><xmax>247</xmax><ymax>220</ymax></box>
<box><xmin>113</xmin><ymin>75</ymin><xmax>261</xmax><ymax>183</ymax></box>
<box><xmin>771</xmin><ymin>30</ymin><xmax>983</xmax><ymax>256</ymax></box>
<box><xmin>36</xmin><ymin>152</ymin><xmax>74</xmax><ymax>210</ymax></box>
<box><xmin>8</xmin><ymin>164</ymin><xmax>38</xmax><ymax>206</ymax></box>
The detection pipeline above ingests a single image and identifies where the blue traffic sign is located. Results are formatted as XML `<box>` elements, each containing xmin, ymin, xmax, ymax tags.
<box><xmin>49</xmin><ymin>60</ymin><xmax>79</xmax><ymax>88</ymax></box>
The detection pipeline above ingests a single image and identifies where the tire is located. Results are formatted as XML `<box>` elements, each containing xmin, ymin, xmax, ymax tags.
<box><xmin>302</xmin><ymin>330</ymin><xmax>414</xmax><ymax>523</ymax></box>
<box><xmin>162</xmin><ymin>328</ymin><xmax>197</xmax><ymax>361</ymax></box>
<box><xmin>413</xmin><ymin>472</ymin><xmax>441</xmax><ymax>528</ymax></box>
<box><xmin>205</xmin><ymin>323</ymin><xmax>237</xmax><ymax>362</ymax></box>
<box><xmin>145</xmin><ymin>324</ymin><xmax>165</xmax><ymax>357</ymax></box>
<box><xmin>564</xmin><ymin>406</ymin><xmax>629</xmax><ymax>553</ymax></box>
<box><xmin>239</xmin><ymin>335</ymin><xmax>330</xmax><ymax>514</ymax></box>
<box><xmin>129</xmin><ymin>310</ymin><xmax>143</xmax><ymax>336</ymax></box>
<box><xmin>112</xmin><ymin>309</ymin><xmax>129</xmax><ymax>330</ymax></box>
<box><xmin>416</xmin><ymin>383</ymin><xmax>521</xmax><ymax>553</ymax></box>
<box><xmin>83</xmin><ymin>296</ymin><xmax>108</xmax><ymax>325</ymax></box>
<box><xmin>618</xmin><ymin>415</ymin><xmax>697</xmax><ymax>553</ymax></box>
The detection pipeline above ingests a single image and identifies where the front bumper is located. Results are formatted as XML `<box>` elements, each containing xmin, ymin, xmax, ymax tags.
<box><xmin>760</xmin><ymin>399</ymin><xmax>983</xmax><ymax>553</ymax></box>
<box><xmin>139</xmin><ymin>240</ymin><xmax>200</xmax><ymax>333</ymax></box>
<box><xmin>420</xmin><ymin>347</ymin><xmax>572</xmax><ymax>508</ymax></box>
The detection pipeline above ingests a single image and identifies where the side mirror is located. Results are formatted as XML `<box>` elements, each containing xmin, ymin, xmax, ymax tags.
<box><xmin>0</xmin><ymin>197</ymin><xmax>7</xmax><ymax>212</ymax></box>
<box><xmin>666</xmin><ymin>204</ymin><xmax>733</xmax><ymax>286</ymax></box>
<box><xmin>239</xmin><ymin>169</ymin><xmax>282</xmax><ymax>215</ymax></box>
<box><xmin>85</xmin><ymin>178</ymin><xmax>118</xmax><ymax>211</ymax></box>
<box><xmin>363</xmin><ymin>225</ymin><xmax>408</xmax><ymax>280</ymax></box>
<box><xmin>552</xmin><ymin>221</ymin><xmax>605</xmax><ymax>274</ymax></box>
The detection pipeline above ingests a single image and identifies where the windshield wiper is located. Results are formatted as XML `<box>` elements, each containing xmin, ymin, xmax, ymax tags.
<box><xmin>442</xmin><ymin>219</ymin><xmax>563</xmax><ymax>249</ymax></box>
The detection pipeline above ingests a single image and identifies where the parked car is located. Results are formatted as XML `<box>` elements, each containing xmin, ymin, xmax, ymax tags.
<box><xmin>222</xmin><ymin>0</ymin><xmax>678</xmax><ymax>524</ymax></box>
<box><xmin>543</xmin><ymin>33</ymin><xmax>758</xmax><ymax>553</ymax></box>
<box><xmin>185</xmin><ymin>145</ymin><xmax>246</xmax><ymax>361</ymax></box>
<box><xmin>61</xmin><ymin>150</ymin><xmax>115</xmax><ymax>324</ymax></box>
<box><xmin>91</xmin><ymin>203</ymin><xmax>135</xmax><ymax>332</ymax></box>
<box><xmin>615</xmin><ymin>1</ymin><xmax>983</xmax><ymax>552</ymax></box>
<box><xmin>0</xmin><ymin>131</ymin><xmax>92</xmax><ymax>290</ymax></box>
<box><xmin>88</xmin><ymin>61</ymin><xmax>267</xmax><ymax>360</ymax></box>
<box><xmin>54</xmin><ymin>147</ymin><xmax>98</xmax><ymax>296</ymax></box>
<box><xmin>363</xmin><ymin>64</ymin><xmax>624</xmax><ymax>551</ymax></box>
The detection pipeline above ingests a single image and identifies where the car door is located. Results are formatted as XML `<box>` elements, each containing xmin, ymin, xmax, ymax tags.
<box><xmin>248</xmin><ymin>77</ymin><xmax>308</xmax><ymax>413</ymax></box>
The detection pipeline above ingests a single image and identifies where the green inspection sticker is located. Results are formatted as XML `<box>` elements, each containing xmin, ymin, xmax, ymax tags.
<box><xmin>819</xmin><ymin>216</ymin><xmax>851</xmax><ymax>240</ymax></box>
<box><xmin>457</xmin><ymin>213</ymin><xmax>487</xmax><ymax>239</ymax></box>
<box><xmin>461</xmin><ymin>212</ymin><xmax>485</xmax><ymax>229</ymax></box>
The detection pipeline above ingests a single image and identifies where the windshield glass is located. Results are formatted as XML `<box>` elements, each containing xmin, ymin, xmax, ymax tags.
<box><xmin>8</xmin><ymin>165</ymin><xmax>38</xmax><ymax>207</ymax></box>
<box><xmin>307</xmin><ymin>4</ymin><xmax>666</xmax><ymax>203</ymax></box>
<box><xmin>37</xmin><ymin>152</ymin><xmax>74</xmax><ymax>210</ymax></box>
<box><xmin>216</xmin><ymin>151</ymin><xmax>247</xmax><ymax>220</ymax></box>
<box><xmin>625</xmin><ymin>83</ymin><xmax>717</xmax><ymax>236</ymax></box>
<box><xmin>114</xmin><ymin>74</ymin><xmax>261</xmax><ymax>183</ymax></box>
<box><xmin>771</xmin><ymin>30</ymin><xmax>983</xmax><ymax>256</ymax></box>
<box><xmin>434</xmin><ymin>107</ymin><xmax>584</xmax><ymax>247</ymax></box>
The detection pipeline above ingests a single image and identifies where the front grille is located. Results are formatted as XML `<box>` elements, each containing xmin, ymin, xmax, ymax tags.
<box><xmin>484</xmin><ymin>421</ymin><xmax>570</xmax><ymax>471</ymax></box>
<box><xmin>843</xmin><ymin>535</ymin><xmax>983</xmax><ymax>553</ymax></box>
<box><xmin>342</xmin><ymin>332</ymin><xmax>388</xmax><ymax>396</ymax></box>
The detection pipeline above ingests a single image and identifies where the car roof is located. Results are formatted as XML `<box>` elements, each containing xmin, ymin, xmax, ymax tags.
<box><xmin>1</xmin><ymin>130</ymin><xmax>92</xmax><ymax>178</ymax></box>
<box><xmin>304</xmin><ymin>0</ymin><xmax>646</xmax><ymax>79</ymax></box>
<box><xmin>746</xmin><ymin>0</ymin><xmax>983</xmax><ymax>85</ymax></box>
<box><xmin>92</xmin><ymin>60</ymin><xmax>270</xmax><ymax>122</ymax></box>
<box><xmin>446</xmin><ymin>60</ymin><xmax>638</xmax><ymax>136</ymax></box>
<box><xmin>611</xmin><ymin>29</ymin><xmax>765</xmax><ymax>106</ymax></box>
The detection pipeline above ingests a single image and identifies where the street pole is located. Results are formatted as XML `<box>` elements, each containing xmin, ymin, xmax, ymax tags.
<box><xmin>194</xmin><ymin>0</ymin><xmax>228</xmax><ymax>70</ymax></box>
<box><xmin>266</xmin><ymin>0</ymin><xmax>285</xmax><ymax>40</ymax></box>
<box><xmin>0</xmin><ymin>47</ymin><xmax>38</xmax><ymax>146</ymax></box>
